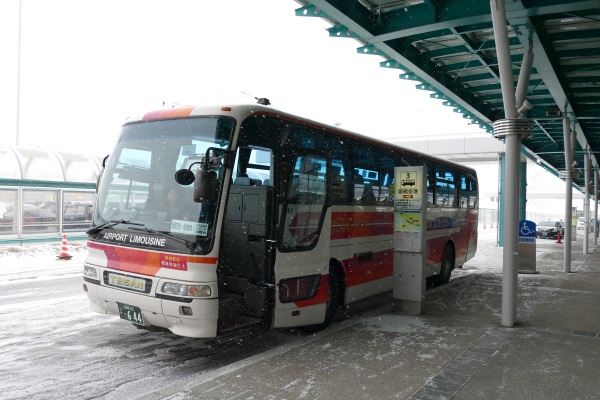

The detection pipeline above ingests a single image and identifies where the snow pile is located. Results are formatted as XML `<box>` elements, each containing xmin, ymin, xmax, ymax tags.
<box><xmin>0</xmin><ymin>240</ymin><xmax>88</xmax><ymax>278</ymax></box>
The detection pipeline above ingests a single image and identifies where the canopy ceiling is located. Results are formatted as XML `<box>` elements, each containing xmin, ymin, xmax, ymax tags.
<box><xmin>294</xmin><ymin>0</ymin><xmax>600</xmax><ymax>189</ymax></box>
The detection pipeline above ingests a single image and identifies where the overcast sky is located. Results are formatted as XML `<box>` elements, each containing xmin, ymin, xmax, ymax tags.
<box><xmin>0</xmin><ymin>0</ymin><xmax>487</xmax><ymax>155</ymax></box>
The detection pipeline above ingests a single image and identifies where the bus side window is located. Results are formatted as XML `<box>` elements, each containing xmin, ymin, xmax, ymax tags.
<box><xmin>232</xmin><ymin>147</ymin><xmax>273</xmax><ymax>186</ymax></box>
<box><xmin>460</xmin><ymin>175</ymin><xmax>469</xmax><ymax>208</ymax></box>
<box><xmin>435</xmin><ymin>167</ymin><xmax>457</xmax><ymax>207</ymax></box>
<box><xmin>468</xmin><ymin>177</ymin><xmax>478</xmax><ymax>208</ymax></box>
<box><xmin>353</xmin><ymin>174</ymin><xmax>364</xmax><ymax>202</ymax></box>
<box><xmin>330</xmin><ymin>163</ymin><xmax>347</xmax><ymax>204</ymax></box>
<box><xmin>282</xmin><ymin>155</ymin><xmax>327</xmax><ymax>250</ymax></box>
<box><xmin>427</xmin><ymin>165</ymin><xmax>435</xmax><ymax>206</ymax></box>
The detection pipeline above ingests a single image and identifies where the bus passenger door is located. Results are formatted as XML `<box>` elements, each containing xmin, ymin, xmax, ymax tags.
<box><xmin>273</xmin><ymin>154</ymin><xmax>331</xmax><ymax>328</ymax></box>
<box><xmin>218</xmin><ymin>147</ymin><xmax>275</xmax><ymax>330</ymax></box>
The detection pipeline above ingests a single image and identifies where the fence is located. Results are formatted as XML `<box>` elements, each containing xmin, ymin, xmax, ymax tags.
<box><xmin>480</xmin><ymin>207</ymin><xmax>569</xmax><ymax>228</ymax></box>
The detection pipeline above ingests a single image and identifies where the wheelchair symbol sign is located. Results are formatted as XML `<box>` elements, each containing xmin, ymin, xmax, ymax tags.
<box><xmin>519</xmin><ymin>220</ymin><xmax>536</xmax><ymax>238</ymax></box>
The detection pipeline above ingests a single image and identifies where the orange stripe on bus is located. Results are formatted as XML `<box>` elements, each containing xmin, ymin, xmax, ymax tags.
<box><xmin>142</xmin><ymin>106</ymin><xmax>196</xmax><ymax>121</ymax></box>
<box><xmin>87</xmin><ymin>242</ymin><xmax>217</xmax><ymax>276</ymax></box>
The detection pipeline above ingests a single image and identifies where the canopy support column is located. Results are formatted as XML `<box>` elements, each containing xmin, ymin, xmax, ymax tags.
<box><xmin>491</xmin><ymin>0</ymin><xmax>531</xmax><ymax>328</ymax></box>
<box><xmin>584</xmin><ymin>150</ymin><xmax>590</xmax><ymax>254</ymax></box>
<box><xmin>595</xmin><ymin>168</ymin><xmax>598</xmax><ymax>246</ymax></box>
<box><xmin>563</xmin><ymin>115</ymin><xmax>573</xmax><ymax>273</ymax></box>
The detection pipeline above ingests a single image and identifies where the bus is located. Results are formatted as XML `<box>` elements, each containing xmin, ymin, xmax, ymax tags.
<box><xmin>83</xmin><ymin>104</ymin><xmax>478</xmax><ymax>338</ymax></box>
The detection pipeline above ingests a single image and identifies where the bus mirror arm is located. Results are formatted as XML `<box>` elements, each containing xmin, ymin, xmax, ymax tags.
<box><xmin>95</xmin><ymin>154</ymin><xmax>109</xmax><ymax>193</ymax></box>
<box><xmin>222</xmin><ymin>150</ymin><xmax>234</xmax><ymax>168</ymax></box>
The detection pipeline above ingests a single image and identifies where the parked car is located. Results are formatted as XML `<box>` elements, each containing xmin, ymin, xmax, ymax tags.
<box><xmin>576</xmin><ymin>217</ymin><xmax>594</xmax><ymax>234</ymax></box>
<box><xmin>536</xmin><ymin>220</ymin><xmax>564</xmax><ymax>239</ymax></box>
<box><xmin>63</xmin><ymin>202</ymin><xmax>93</xmax><ymax>229</ymax></box>
<box><xmin>0</xmin><ymin>204</ymin><xmax>56</xmax><ymax>231</ymax></box>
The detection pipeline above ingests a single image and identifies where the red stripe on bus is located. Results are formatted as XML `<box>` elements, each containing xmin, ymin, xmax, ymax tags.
<box><xmin>142</xmin><ymin>106</ymin><xmax>195</xmax><ymax>121</ymax></box>
<box><xmin>330</xmin><ymin>211</ymin><xmax>394</xmax><ymax>240</ymax></box>
<box><xmin>342</xmin><ymin>248</ymin><xmax>393</xmax><ymax>287</ymax></box>
<box><xmin>88</xmin><ymin>242</ymin><xmax>218</xmax><ymax>275</ymax></box>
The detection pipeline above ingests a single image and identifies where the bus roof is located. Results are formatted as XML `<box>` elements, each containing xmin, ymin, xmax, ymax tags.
<box><xmin>124</xmin><ymin>104</ymin><xmax>476</xmax><ymax>174</ymax></box>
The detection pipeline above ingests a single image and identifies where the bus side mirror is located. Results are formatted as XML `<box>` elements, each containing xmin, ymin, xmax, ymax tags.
<box><xmin>175</xmin><ymin>169</ymin><xmax>195</xmax><ymax>186</ymax></box>
<box><xmin>193</xmin><ymin>169</ymin><xmax>217</xmax><ymax>203</ymax></box>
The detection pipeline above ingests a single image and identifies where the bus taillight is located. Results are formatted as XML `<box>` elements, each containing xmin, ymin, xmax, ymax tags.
<box><xmin>278</xmin><ymin>275</ymin><xmax>321</xmax><ymax>303</ymax></box>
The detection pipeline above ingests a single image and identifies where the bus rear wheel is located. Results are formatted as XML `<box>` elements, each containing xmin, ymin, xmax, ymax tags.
<box><xmin>438</xmin><ymin>244</ymin><xmax>454</xmax><ymax>284</ymax></box>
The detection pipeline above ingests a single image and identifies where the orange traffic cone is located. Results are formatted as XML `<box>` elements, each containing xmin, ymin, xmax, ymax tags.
<box><xmin>556</xmin><ymin>230</ymin><xmax>562</xmax><ymax>244</ymax></box>
<box><xmin>57</xmin><ymin>234</ymin><xmax>73</xmax><ymax>260</ymax></box>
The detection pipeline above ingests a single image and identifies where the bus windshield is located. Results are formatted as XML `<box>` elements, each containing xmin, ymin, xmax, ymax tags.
<box><xmin>92</xmin><ymin>117</ymin><xmax>235</xmax><ymax>252</ymax></box>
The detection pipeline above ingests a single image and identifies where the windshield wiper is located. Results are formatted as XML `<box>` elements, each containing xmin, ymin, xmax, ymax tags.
<box><xmin>127</xmin><ymin>226</ymin><xmax>199</xmax><ymax>251</ymax></box>
<box><xmin>86</xmin><ymin>219</ymin><xmax>144</xmax><ymax>235</ymax></box>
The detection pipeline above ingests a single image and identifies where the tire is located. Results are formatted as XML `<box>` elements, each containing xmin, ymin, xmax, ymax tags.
<box><xmin>322</xmin><ymin>272</ymin><xmax>340</xmax><ymax>326</ymax></box>
<box><xmin>300</xmin><ymin>271</ymin><xmax>340</xmax><ymax>333</ymax></box>
<box><xmin>437</xmin><ymin>244</ymin><xmax>454</xmax><ymax>284</ymax></box>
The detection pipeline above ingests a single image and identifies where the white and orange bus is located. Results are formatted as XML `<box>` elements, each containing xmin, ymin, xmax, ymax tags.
<box><xmin>83</xmin><ymin>104</ymin><xmax>478</xmax><ymax>338</ymax></box>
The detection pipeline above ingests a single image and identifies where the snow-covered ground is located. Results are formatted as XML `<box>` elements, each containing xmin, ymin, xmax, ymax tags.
<box><xmin>0</xmin><ymin>239</ymin><xmax>88</xmax><ymax>281</ymax></box>
<box><xmin>0</xmin><ymin>226</ymin><xmax>502</xmax><ymax>400</ymax></box>
<box><xmin>458</xmin><ymin>225</ymin><xmax>502</xmax><ymax>275</ymax></box>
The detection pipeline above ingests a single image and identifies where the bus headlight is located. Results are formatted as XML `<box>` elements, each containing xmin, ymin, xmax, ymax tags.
<box><xmin>83</xmin><ymin>266</ymin><xmax>98</xmax><ymax>279</ymax></box>
<box><xmin>162</xmin><ymin>282</ymin><xmax>212</xmax><ymax>298</ymax></box>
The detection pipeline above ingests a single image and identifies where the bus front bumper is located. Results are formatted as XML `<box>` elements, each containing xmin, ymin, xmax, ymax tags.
<box><xmin>84</xmin><ymin>280</ymin><xmax>219</xmax><ymax>338</ymax></box>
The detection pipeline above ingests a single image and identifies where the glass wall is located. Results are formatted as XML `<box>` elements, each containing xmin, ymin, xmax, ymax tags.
<box><xmin>22</xmin><ymin>189</ymin><xmax>59</xmax><ymax>233</ymax></box>
<box><xmin>63</xmin><ymin>191</ymin><xmax>94</xmax><ymax>232</ymax></box>
<box><xmin>0</xmin><ymin>188</ymin><xmax>95</xmax><ymax>239</ymax></box>
<box><xmin>0</xmin><ymin>189</ymin><xmax>17</xmax><ymax>234</ymax></box>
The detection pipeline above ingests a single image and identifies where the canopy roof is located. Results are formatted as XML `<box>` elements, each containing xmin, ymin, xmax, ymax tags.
<box><xmin>295</xmin><ymin>0</ymin><xmax>600</xmax><ymax>189</ymax></box>
<box><xmin>0</xmin><ymin>146</ymin><xmax>101</xmax><ymax>184</ymax></box>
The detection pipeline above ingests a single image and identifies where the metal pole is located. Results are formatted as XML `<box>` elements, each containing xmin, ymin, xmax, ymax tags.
<box><xmin>491</xmin><ymin>0</ymin><xmax>519</xmax><ymax>327</ymax></box>
<box><xmin>594</xmin><ymin>166</ymin><xmax>598</xmax><ymax>246</ymax></box>
<box><xmin>16</xmin><ymin>0</ymin><xmax>23</xmax><ymax>146</ymax></box>
<box><xmin>563</xmin><ymin>116</ymin><xmax>572</xmax><ymax>273</ymax></box>
<box><xmin>519</xmin><ymin>159</ymin><xmax>527</xmax><ymax>221</ymax></box>
<box><xmin>497</xmin><ymin>154</ymin><xmax>502</xmax><ymax>246</ymax></box>
<box><xmin>584</xmin><ymin>150</ymin><xmax>590</xmax><ymax>254</ymax></box>
<box><xmin>515</xmin><ymin>41</ymin><xmax>534</xmax><ymax>111</ymax></box>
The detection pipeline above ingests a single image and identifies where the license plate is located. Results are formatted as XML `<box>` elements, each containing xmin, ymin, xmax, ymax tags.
<box><xmin>107</xmin><ymin>272</ymin><xmax>147</xmax><ymax>292</ymax></box>
<box><xmin>117</xmin><ymin>302</ymin><xmax>144</xmax><ymax>325</ymax></box>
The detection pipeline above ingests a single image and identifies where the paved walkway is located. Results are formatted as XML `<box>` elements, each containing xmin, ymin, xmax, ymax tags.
<box><xmin>142</xmin><ymin>234</ymin><xmax>600</xmax><ymax>400</ymax></box>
